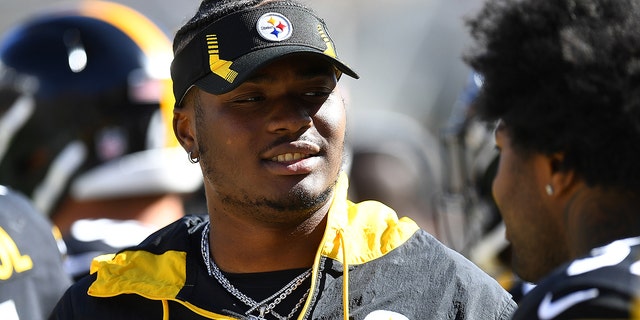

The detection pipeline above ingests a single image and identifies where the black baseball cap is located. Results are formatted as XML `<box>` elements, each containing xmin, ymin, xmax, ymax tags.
<box><xmin>170</xmin><ymin>4</ymin><xmax>359</xmax><ymax>108</ymax></box>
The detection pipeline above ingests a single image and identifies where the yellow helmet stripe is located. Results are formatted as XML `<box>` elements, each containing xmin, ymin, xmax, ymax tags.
<box><xmin>76</xmin><ymin>0</ymin><xmax>178</xmax><ymax>147</ymax></box>
<box><xmin>76</xmin><ymin>0</ymin><xmax>171</xmax><ymax>55</ymax></box>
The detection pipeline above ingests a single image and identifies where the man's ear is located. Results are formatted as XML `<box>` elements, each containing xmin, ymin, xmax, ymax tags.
<box><xmin>173</xmin><ymin>105</ymin><xmax>195</xmax><ymax>153</ymax></box>
<box><xmin>545</xmin><ymin>152</ymin><xmax>577</xmax><ymax>197</ymax></box>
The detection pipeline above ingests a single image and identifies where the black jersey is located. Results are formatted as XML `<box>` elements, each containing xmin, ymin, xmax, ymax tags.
<box><xmin>0</xmin><ymin>185</ymin><xmax>71</xmax><ymax>319</ymax></box>
<box><xmin>513</xmin><ymin>237</ymin><xmax>640</xmax><ymax>319</ymax></box>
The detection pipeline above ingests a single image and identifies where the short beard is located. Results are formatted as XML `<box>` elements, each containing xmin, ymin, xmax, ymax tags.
<box><xmin>265</xmin><ymin>183</ymin><xmax>334</xmax><ymax>212</ymax></box>
<box><xmin>214</xmin><ymin>180</ymin><xmax>336</xmax><ymax>226</ymax></box>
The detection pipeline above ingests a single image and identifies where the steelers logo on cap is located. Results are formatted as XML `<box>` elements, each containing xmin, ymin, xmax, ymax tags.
<box><xmin>256</xmin><ymin>12</ymin><xmax>293</xmax><ymax>42</ymax></box>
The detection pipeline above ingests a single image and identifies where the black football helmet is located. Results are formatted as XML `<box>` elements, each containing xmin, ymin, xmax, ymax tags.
<box><xmin>0</xmin><ymin>1</ymin><xmax>201</xmax><ymax>215</ymax></box>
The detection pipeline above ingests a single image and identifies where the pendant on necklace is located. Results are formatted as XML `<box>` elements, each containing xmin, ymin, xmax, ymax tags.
<box><xmin>245</xmin><ymin>305</ymin><xmax>267</xmax><ymax>320</ymax></box>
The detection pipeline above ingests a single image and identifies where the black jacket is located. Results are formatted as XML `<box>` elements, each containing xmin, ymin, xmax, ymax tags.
<box><xmin>50</xmin><ymin>174</ymin><xmax>516</xmax><ymax>319</ymax></box>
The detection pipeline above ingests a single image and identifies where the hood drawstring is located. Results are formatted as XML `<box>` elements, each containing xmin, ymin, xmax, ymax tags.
<box><xmin>337</xmin><ymin>228</ymin><xmax>350</xmax><ymax>320</ymax></box>
<box><xmin>162</xmin><ymin>300</ymin><xmax>169</xmax><ymax>320</ymax></box>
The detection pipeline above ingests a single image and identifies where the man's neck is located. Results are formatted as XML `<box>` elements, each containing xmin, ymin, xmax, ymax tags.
<box><xmin>207</xmin><ymin>203</ymin><xmax>329</xmax><ymax>273</ymax></box>
<box><xmin>565</xmin><ymin>187</ymin><xmax>640</xmax><ymax>259</ymax></box>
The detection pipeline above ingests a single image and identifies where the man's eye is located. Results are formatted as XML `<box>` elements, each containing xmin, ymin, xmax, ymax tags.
<box><xmin>303</xmin><ymin>91</ymin><xmax>332</xmax><ymax>97</ymax></box>
<box><xmin>234</xmin><ymin>96</ymin><xmax>264</xmax><ymax>103</ymax></box>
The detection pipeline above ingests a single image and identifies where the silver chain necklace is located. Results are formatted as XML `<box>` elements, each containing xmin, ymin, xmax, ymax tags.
<box><xmin>200</xmin><ymin>221</ymin><xmax>311</xmax><ymax>320</ymax></box>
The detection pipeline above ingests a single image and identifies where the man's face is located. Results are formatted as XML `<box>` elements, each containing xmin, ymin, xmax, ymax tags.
<box><xmin>191</xmin><ymin>54</ymin><xmax>346</xmax><ymax>224</ymax></box>
<box><xmin>493</xmin><ymin>123</ymin><xmax>568</xmax><ymax>282</ymax></box>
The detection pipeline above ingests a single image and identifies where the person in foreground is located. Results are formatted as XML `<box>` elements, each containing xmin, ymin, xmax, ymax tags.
<box><xmin>0</xmin><ymin>185</ymin><xmax>71</xmax><ymax>320</ymax></box>
<box><xmin>465</xmin><ymin>0</ymin><xmax>640</xmax><ymax>318</ymax></box>
<box><xmin>50</xmin><ymin>0</ymin><xmax>516</xmax><ymax>319</ymax></box>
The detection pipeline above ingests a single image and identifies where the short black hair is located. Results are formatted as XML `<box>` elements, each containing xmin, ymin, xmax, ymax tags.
<box><xmin>174</xmin><ymin>0</ymin><xmax>312</xmax><ymax>55</ymax></box>
<box><xmin>464</xmin><ymin>0</ymin><xmax>640</xmax><ymax>191</ymax></box>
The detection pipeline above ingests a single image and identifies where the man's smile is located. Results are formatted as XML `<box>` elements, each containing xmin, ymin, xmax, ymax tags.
<box><xmin>271</xmin><ymin>152</ymin><xmax>311</xmax><ymax>162</ymax></box>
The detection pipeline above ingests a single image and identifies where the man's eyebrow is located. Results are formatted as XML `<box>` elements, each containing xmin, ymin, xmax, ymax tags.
<box><xmin>241</xmin><ymin>71</ymin><xmax>273</xmax><ymax>84</ymax></box>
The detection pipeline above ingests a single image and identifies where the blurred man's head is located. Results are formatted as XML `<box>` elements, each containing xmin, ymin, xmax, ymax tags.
<box><xmin>0</xmin><ymin>1</ymin><xmax>202</xmax><ymax>216</ymax></box>
<box><xmin>465</xmin><ymin>0</ymin><xmax>640</xmax><ymax>282</ymax></box>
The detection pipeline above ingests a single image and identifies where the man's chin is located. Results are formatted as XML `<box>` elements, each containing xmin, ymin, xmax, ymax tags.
<box><xmin>280</xmin><ymin>184</ymin><xmax>334</xmax><ymax>212</ymax></box>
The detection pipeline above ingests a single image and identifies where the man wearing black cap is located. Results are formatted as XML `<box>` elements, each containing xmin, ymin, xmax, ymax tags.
<box><xmin>50</xmin><ymin>1</ymin><xmax>516</xmax><ymax>319</ymax></box>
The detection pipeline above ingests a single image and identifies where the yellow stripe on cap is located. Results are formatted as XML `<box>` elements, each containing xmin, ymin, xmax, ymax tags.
<box><xmin>317</xmin><ymin>25</ymin><xmax>337</xmax><ymax>59</ymax></box>
<box><xmin>206</xmin><ymin>34</ymin><xmax>239</xmax><ymax>83</ymax></box>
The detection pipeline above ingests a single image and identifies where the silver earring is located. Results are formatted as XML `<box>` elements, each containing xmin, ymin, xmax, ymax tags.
<box><xmin>545</xmin><ymin>184</ymin><xmax>554</xmax><ymax>196</ymax></box>
<box><xmin>188</xmin><ymin>151</ymin><xmax>199</xmax><ymax>164</ymax></box>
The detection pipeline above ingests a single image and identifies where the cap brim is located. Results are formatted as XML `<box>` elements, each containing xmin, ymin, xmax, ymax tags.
<box><xmin>194</xmin><ymin>45</ymin><xmax>358</xmax><ymax>95</ymax></box>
